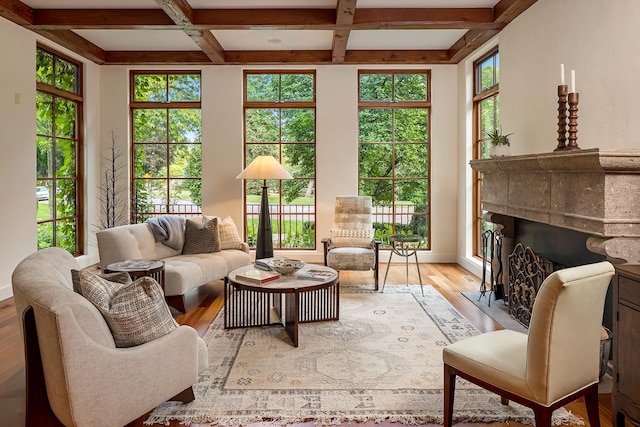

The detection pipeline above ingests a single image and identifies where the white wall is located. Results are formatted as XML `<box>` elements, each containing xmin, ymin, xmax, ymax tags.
<box><xmin>500</xmin><ymin>0</ymin><xmax>640</xmax><ymax>154</ymax></box>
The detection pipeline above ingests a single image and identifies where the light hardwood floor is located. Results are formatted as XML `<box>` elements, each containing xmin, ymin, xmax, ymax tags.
<box><xmin>0</xmin><ymin>263</ymin><xmax>612</xmax><ymax>427</ymax></box>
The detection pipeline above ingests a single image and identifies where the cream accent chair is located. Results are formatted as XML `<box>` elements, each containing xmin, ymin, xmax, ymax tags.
<box><xmin>443</xmin><ymin>261</ymin><xmax>615</xmax><ymax>427</ymax></box>
<box><xmin>322</xmin><ymin>196</ymin><xmax>379</xmax><ymax>290</ymax></box>
<box><xmin>11</xmin><ymin>248</ymin><xmax>208</xmax><ymax>427</ymax></box>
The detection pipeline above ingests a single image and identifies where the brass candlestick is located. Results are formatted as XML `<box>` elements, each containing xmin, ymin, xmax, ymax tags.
<box><xmin>554</xmin><ymin>85</ymin><xmax>568</xmax><ymax>151</ymax></box>
<box><xmin>566</xmin><ymin>92</ymin><xmax>580</xmax><ymax>150</ymax></box>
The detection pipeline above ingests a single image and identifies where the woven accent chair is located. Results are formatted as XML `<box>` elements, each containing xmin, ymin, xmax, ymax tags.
<box><xmin>443</xmin><ymin>261</ymin><xmax>615</xmax><ymax>427</ymax></box>
<box><xmin>322</xmin><ymin>196</ymin><xmax>379</xmax><ymax>290</ymax></box>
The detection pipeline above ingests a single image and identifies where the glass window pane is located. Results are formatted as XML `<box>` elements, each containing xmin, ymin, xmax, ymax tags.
<box><xmin>56</xmin><ymin>219</ymin><xmax>77</xmax><ymax>253</ymax></box>
<box><xmin>169</xmin><ymin>109</ymin><xmax>201</xmax><ymax>143</ymax></box>
<box><xmin>281</xmin><ymin>74</ymin><xmax>314</xmax><ymax>101</ymax></box>
<box><xmin>147</xmin><ymin>179</ymin><xmax>167</xmax><ymax>213</ymax></box>
<box><xmin>134</xmin><ymin>144</ymin><xmax>167</xmax><ymax>178</ymax></box>
<box><xmin>37</xmin><ymin>222</ymin><xmax>53</xmax><ymax>250</ymax></box>
<box><xmin>480</xmin><ymin>55</ymin><xmax>498</xmax><ymax>92</ymax></box>
<box><xmin>246</xmin><ymin>74</ymin><xmax>279</xmax><ymax>101</ymax></box>
<box><xmin>37</xmin><ymin>136</ymin><xmax>53</xmax><ymax>179</ymax></box>
<box><xmin>55</xmin><ymin>139</ymin><xmax>76</xmax><ymax>178</ymax></box>
<box><xmin>359</xmin><ymin>109</ymin><xmax>392</xmax><ymax>142</ymax></box>
<box><xmin>395</xmin><ymin>179</ymin><xmax>428</xmax><ymax>205</ymax></box>
<box><xmin>395</xmin><ymin>74</ymin><xmax>427</xmax><ymax>101</ymax></box>
<box><xmin>133</xmin><ymin>109</ymin><xmax>167</xmax><ymax>142</ymax></box>
<box><xmin>134</xmin><ymin>74</ymin><xmax>167</xmax><ymax>102</ymax></box>
<box><xmin>168</xmin><ymin>179</ymin><xmax>202</xmax><ymax>213</ymax></box>
<box><xmin>36</xmin><ymin>49</ymin><xmax>53</xmax><ymax>85</ymax></box>
<box><xmin>55</xmin><ymin>98</ymin><xmax>76</xmax><ymax>138</ymax></box>
<box><xmin>360</xmin><ymin>178</ymin><xmax>393</xmax><ymax>206</ymax></box>
<box><xmin>359</xmin><ymin>143</ymin><xmax>392</xmax><ymax>178</ymax></box>
<box><xmin>395</xmin><ymin>108</ymin><xmax>428</xmax><ymax>142</ymax></box>
<box><xmin>395</xmin><ymin>144</ymin><xmax>428</xmax><ymax>178</ymax></box>
<box><xmin>246</xmin><ymin>109</ymin><xmax>279</xmax><ymax>142</ymax></box>
<box><xmin>169</xmin><ymin>144</ymin><xmax>199</xmax><ymax>178</ymax></box>
<box><xmin>360</xmin><ymin>73</ymin><xmax>392</xmax><ymax>101</ymax></box>
<box><xmin>56</xmin><ymin>180</ymin><xmax>76</xmax><ymax>218</ymax></box>
<box><xmin>281</xmin><ymin>109</ymin><xmax>314</xmax><ymax>142</ymax></box>
<box><xmin>168</xmin><ymin>74</ymin><xmax>200</xmax><ymax>102</ymax></box>
<box><xmin>54</xmin><ymin>57</ymin><xmax>78</xmax><ymax>93</ymax></box>
<box><xmin>36</xmin><ymin>93</ymin><xmax>53</xmax><ymax>135</ymax></box>
<box><xmin>246</xmin><ymin>144</ymin><xmax>279</xmax><ymax>163</ymax></box>
<box><xmin>282</xmin><ymin>144</ymin><xmax>314</xmax><ymax>178</ymax></box>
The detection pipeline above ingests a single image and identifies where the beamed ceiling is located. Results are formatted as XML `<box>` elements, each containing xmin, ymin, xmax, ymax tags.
<box><xmin>0</xmin><ymin>0</ymin><xmax>538</xmax><ymax>66</ymax></box>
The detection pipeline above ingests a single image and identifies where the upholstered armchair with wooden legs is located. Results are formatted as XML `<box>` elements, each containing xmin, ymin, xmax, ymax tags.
<box><xmin>322</xmin><ymin>196</ymin><xmax>379</xmax><ymax>290</ymax></box>
<box><xmin>443</xmin><ymin>261</ymin><xmax>615</xmax><ymax>427</ymax></box>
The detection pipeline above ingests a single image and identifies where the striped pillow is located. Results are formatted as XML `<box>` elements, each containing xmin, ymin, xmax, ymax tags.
<box><xmin>218</xmin><ymin>216</ymin><xmax>243</xmax><ymax>250</ymax></box>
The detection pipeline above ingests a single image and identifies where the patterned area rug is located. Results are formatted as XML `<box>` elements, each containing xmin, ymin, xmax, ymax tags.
<box><xmin>145</xmin><ymin>285</ymin><xmax>582</xmax><ymax>426</ymax></box>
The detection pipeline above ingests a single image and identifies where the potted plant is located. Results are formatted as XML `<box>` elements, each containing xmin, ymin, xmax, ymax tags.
<box><xmin>486</xmin><ymin>128</ymin><xmax>513</xmax><ymax>158</ymax></box>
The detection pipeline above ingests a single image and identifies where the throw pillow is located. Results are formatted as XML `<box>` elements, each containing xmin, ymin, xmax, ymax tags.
<box><xmin>75</xmin><ymin>270</ymin><xmax>178</xmax><ymax>348</ymax></box>
<box><xmin>218</xmin><ymin>216</ymin><xmax>243</xmax><ymax>250</ymax></box>
<box><xmin>182</xmin><ymin>217</ymin><xmax>220</xmax><ymax>254</ymax></box>
<box><xmin>71</xmin><ymin>269</ymin><xmax>132</xmax><ymax>296</ymax></box>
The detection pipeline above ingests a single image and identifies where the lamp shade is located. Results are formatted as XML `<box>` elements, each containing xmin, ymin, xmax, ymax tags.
<box><xmin>236</xmin><ymin>155</ymin><xmax>293</xmax><ymax>180</ymax></box>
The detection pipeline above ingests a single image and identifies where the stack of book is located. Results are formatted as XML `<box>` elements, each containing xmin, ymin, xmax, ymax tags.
<box><xmin>235</xmin><ymin>268</ymin><xmax>281</xmax><ymax>284</ymax></box>
<box><xmin>297</xmin><ymin>269</ymin><xmax>335</xmax><ymax>281</ymax></box>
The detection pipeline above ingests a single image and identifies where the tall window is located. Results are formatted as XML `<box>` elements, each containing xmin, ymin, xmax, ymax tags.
<box><xmin>36</xmin><ymin>45</ymin><xmax>83</xmax><ymax>255</ymax></box>
<box><xmin>473</xmin><ymin>49</ymin><xmax>499</xmax><ymax>258</ymax></box>
<box><xmin>130</xmin><ymin>71</ymin><xmax>202</xmax><ymax>223</ymax></box>
<box><xmin>243</xmin><ymin>71</ymin><xmax>316</xmax><ymax>250</ymax></box>
<box><xmin>358</xmin><ymin>70</ymin><xmax>431</xmax><ymax>249</ymax></box>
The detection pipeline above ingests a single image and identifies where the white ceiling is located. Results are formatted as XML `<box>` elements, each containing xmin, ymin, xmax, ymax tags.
<box><xmin>21</xmin><ymin>0</ymin><xmax>501</xmax><ymax>54</ymax></box>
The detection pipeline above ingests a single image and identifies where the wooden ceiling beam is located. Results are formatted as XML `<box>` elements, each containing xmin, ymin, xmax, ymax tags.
<box><xmin>34</xmin><ymin>29</ymin><xmax>106</xmax><ymax>64</ymax></box>
<box><xmin>193</xmin><ymin>9</ymin><xmax>336</xmax><ymax>28</ymax></box>
<box><xmin>30</xmin><ymin>9</ymin><xmax>176</xmax><ymax>30</ymax></box>
<box><xmin>155</xmin><ymin>0</ymin><xmax>224</xmax><ymax>64</ymax></box>
<box><xmin>105</xmin><ymin>50</ymin><xmax>211</xmax><ymax>65</ymax></box>
<box><xmin>332</xmin><ymin>0</ymin><xmax>357</xmax><ymax>63</ymax></box>
<box><xmin>493</xmin><ymin>0</ymin><xmax>540</xmax><ymax>23</ymax></box>
<box><xmin>353</xmin><ymin>7</ymin><xmax>494</xmax><ymax>27</ymax></box>
<box><xmin>224</xmin><ymin>50</ymin><xmax>333</xmax><ymax>65</ymax></box>
<box><xmin>448</xmin><ymin>29</ymin><xmax>501</xmax><ymax>63</ymax></box>
<box><xmin>0</xmin><ymin>0</ymin><xmax>33</xmax><ymax>26</ymax></box>
<box><xmin>344</xmin><ymin>49</ymin><xmax>451</xmax><ymax>64</ymax></box>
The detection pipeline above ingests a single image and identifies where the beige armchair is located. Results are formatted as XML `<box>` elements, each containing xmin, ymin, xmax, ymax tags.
<box><xmin>322</xmin><ymin>196</ymin><xmax>379</xmax><ymax>290</ymax></box>
<box><xmin>443</xmin><ymin>261</ymin><xmax>614</xmax><ymax>427</ymax></box>
<box><xmin>11</xmin><ymin>248</ymin><xmax>208</xmax><ymax>427</ymax></box>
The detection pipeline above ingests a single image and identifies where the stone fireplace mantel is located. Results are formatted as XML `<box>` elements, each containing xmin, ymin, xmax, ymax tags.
<box><xmin>470</xmin><ymin>148</ymin><xmax>640</xmax><ymax>263</ymax></box>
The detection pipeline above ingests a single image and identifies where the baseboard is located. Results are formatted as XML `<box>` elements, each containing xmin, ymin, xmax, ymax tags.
<box><xmin>456</xmin><ymin>255</ymin><xmax>483</xmax><ymax>278</ymax></box>
<box><xmin>0</xmin><ymin>283</ymin><xmax>13</xmax><ymax>301</ymax></box>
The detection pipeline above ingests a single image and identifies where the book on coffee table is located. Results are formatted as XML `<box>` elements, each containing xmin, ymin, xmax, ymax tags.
<box><xmin>297</xmin><ymin>269</ymin><xmax>335</xmax><ymax>281</ymax></box>
<box><xmin>236</xmin><ymin>269</ymin><xmax>281</xmax><ymax>284</ymax></box>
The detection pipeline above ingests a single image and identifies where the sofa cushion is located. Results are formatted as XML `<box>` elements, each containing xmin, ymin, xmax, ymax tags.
<box><xmin>74</xmin><ymin>270</ymin><xmax>178</xmax><ymax>348</ymax></box>
<box><xmin>182</xmin><ymin>218</ymin><xmax>220</xmax><ymax>254</ymax></box>
<box><xmin>71</xmin><ymin>270</ymin><xmax>131</xmax><ymax>295</ymax></box>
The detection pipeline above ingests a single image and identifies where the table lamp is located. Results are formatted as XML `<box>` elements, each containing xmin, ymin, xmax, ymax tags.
<box><xmin>237</xmin><ymin>155</ymin><xmax>292</xmax><ymax>259</ymax></box>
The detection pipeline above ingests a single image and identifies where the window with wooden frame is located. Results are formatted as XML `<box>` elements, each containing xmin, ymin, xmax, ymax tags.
<box><xmin>243</xmin><ymin>70</ymin><xmax>316</xmax><ymax>250</ymax></box>
<box><xmin>358</xmin><ymin>70</ymin><xmax>431</xmax><ymax>249</ymax></box>
<box><xmin>130</xmin><ymin>71</ymin><xmax>202</xmax><ymax>223</ymax></box>
<box><xmin>472</xmin><ymin>49</ymin><xmax>500</xmax><ymax>258</ymax></box>
<box><xmin>36</xmin><ymin>45</ymin><xmax>84</xmax><ymax>255</ymax></box>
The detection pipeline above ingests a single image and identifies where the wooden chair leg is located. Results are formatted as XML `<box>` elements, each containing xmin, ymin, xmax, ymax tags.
<box><xmin>501</xmin><ymin>396</ymin><xmax>509</xmax><ymax>405</ymax></box>
<box><xmin>443</xmin><ymin>364</ymin><xmax>456</xmax><ymax>427</ymax></box>
<box><xmin>23</xmin><ymin>307</ymin><xmax>65</xmax><ymax>427</ymax></box>
<box><xmin>532</xmin><ymin>404</ymin><xmax>553</xmax><ymax>427</ymax></box>
<box><xmin>170</xmin><ymin>386</ymin><xmax>195</xmax><ymax>403</ymax></box>
<box><xmin>584</xmin><ymin>383</ymin><xmax>601</xmax><ymax>427</ymax></box>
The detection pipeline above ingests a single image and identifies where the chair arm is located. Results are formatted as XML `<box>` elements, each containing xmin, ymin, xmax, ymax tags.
<box><xmin>55</xmin><ymin>306</ymin><xmax>202</xmax><ymax>426</ymax></box>
<box><xmin>321</xmin><ymin>238</ymin><xmax>331</xmax><ymax>265</ymax></box>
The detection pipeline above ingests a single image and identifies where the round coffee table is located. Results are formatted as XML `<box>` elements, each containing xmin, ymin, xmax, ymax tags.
<box><xmin>104</xmin><ymin>259</ymin><xmax>165</xmax><ymax>292</ymax></box>
<box><xmin>224</xmin><ymin>264</ymin><xmax>339</xmax><ymax>347</ymax></box>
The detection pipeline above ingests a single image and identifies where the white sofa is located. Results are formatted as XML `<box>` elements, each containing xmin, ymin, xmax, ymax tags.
<box><xmin>97</xmin><ymin>218</ymin><xmax>251</xmax><ymax>312</ymax></box>
<box><xmin>11</xmin><ymin>247</ymin><xmax>208</xmax><ymax>427</ymax></box>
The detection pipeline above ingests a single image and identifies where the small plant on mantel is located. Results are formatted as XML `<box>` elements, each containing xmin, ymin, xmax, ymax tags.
<box><xmin>485</xmin><ymin>128</ymin><xmax>513</xmax><ymax>147</ymax></box>
<box><xmin>485</xmin><ymin>128</ymin><xmax>513</xmax><ymax>157</ymax></box>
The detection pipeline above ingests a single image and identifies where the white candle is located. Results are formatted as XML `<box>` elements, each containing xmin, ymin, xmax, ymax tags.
<box><xmin>571</xmin><ymin>69</ymin><xmax>576</xmax><ymax>93</ymax></box>
<box><xmin>561</xmin><ymin>64</ymin><xmax>565</xmax><ymax>85</ymax></box>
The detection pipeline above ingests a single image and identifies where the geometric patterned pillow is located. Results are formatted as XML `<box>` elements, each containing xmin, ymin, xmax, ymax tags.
<box><xmin>71</xmin><ymin>269</ymin><xmax>132</xmax><ymax>295</ymax></box>
<box><xmin>182</xmin><ymin>217</ymin><xmax>220</xmax><ymax>254</ymax></box>
<box><xmin>218</xmin><ymin>215</ymin><xmax>243</xmax><ymax>250</ymax></box>
<box><xmin>76</xmin><ymin>271</ymin><xmax>178</xmax><ymax>348</ymax></box>
<box><xmin>331</xmin><ymin>228</ymin><xmax>374</xmax><ymax>239</ymax></box>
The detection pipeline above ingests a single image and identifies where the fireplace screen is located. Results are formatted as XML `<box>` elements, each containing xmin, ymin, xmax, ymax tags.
<box><xmin>508</xmin><ymin>243</ymin><xmax>563</xmax><ymax>327</ymax></box>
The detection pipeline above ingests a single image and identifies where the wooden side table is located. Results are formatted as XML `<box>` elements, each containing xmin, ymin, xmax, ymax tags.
<box><xmin>104</xmin><ymin>259</ymin><xmax>165</xmax><ymax>292</ymax></box>
<box><xmin>382</xmin><ymin>234</ymin><xmax>424</xmax><ymax>295</ymax></box>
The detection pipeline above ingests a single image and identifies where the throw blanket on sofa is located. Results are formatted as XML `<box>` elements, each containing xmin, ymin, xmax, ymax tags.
<box><xmin>146</xmin><ymin>216</ymin><xmax>185</xmax><ymax>251</ymax></box>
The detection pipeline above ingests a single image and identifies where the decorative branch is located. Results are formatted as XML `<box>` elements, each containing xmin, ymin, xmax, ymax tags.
<box><xmin>94</xmin><ymin>131</ymin><xmax>128</xmax><ymax>231</ymax></box>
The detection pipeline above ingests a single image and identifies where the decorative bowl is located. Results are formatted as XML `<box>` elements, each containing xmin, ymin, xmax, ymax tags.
<box><xmin>268</xmin><ymin>258</ymin><xmax>305</xmax><ymax>275</ymax></box>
